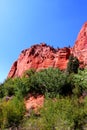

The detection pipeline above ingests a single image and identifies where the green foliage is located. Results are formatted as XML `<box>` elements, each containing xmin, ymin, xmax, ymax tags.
<box><xmin>6</xmin><ymin>97</ymin><xmax>25</xmax><ymax>127</ymax></box>
<box><xmin>2</xmin><ymin>78</ymin><xmax>15</xmax><ymax>97</ymax></box>
<box><xmin>0</xmin><ymin>83</ymin><xmax>4</xmax><ymax>98</ymax></box>
<box><xmin>13</xmin><ymin>77</ymin><xmax>30</xmax><ymax>98</ymax></box>
<box><xmin>67</xmin><ymin>54</ymin><xmax>79</xmax><ymax>74</ymax></box>
<box><xmin>72</xmin><ymin>69</ymin><xmax>87</xmax><ymax>97</ymax></box>
<box><xmin>1</xmin><ymin>67</ymin><xmax>85</xmax><ymax>99</ymax></box>
<box><xmin>1</xmin><ymin>67</ymin><xmax>82</xmax><ymax>98</ymax></box>
<box><xmin>29</xmin><ymin>68</ymin><xmax>62</xmax><ymax>96</ymax></box>
<box><xmin>0</xmin><ymin>97</ymin><xmax>25</xmax><ymax>129</ymax></box>
<box><xmin>21</xmin><ymin>97</ymin><xmax>87</xmax><ymax>130</ymax></box>
<box><xmin>11</xmin><ymin>68</ymin><xmax>63</xmax><ymax>97</ymax></box>
<box><xmin>26</xmin><ymin>68</ymin><xmax>73</xmax><ymax>97</ymax></box>
<box><xmin>23</xmin><ymin>68</ymin><xmax>36</xmax><ymax>78</ymax></box>
<box><xmin>1</xmin><ymin>67</ymin><xmax>87</xmax><ymax>129</ymax></box>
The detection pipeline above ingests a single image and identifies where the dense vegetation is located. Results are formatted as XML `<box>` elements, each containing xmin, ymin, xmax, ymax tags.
<box><xmin>0</xmin><ymin>55</ymin><xmax>87</xmax><ymax>129</ymax></box>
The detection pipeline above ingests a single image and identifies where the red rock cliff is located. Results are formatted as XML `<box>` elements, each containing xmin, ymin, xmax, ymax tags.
<box><xmin>8</xmin><ymin>22</ymin><xmax>87</xmax><ymax>78</ymax></box>
<box><xmin>73</xmin><ymin>22</ymin><xmax>87</xmax><ymax>67</ymax></box>
<box><xmin>8</xmin><ymin>43</ymin><xmax>70</xmax><ymax>78</ymax></box>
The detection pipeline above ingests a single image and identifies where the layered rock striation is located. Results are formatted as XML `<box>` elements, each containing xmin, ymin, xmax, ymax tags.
<box><xmin>8</xmin><ymin>22</ymin><xmax>87</xmax><ymax>78</ymax></box>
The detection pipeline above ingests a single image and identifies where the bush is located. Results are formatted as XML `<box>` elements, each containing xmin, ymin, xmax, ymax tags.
<box><xmin>0</xmin><ymin>97</ymin><xmax>25</xmax><ymax>129</ymax></box>
<box><xmin>22</xmin><ymin>97</ymin><xmax>87</xmax><ymax>130</ymax></box>
<box><xmin>27</xmin><ymin>68</ymin><xmax>71</xmax><ymax>97</ymax></box>
<box><xmin>72</xmin><ymin>69</ymin><xmax>87</xmax><ymax>97</ymax></box>
<box><xmin>1</xmin><ymin>68</ymin><xmax>76</xmax><ymax>98</ymax></box>
<box><xmin>17</xmin><ymin>68</ymin><xmax>62</xmax><ymax>97</ymax></box>
<box><xmin>2</xmin><ymin>78</ymin><xmax>15</xmax><ymax>97</ymax></box>
<box><xmin>40</xmin><ymin>97</ymin><xmax>87</xmax><ymax>130</ymax></box>
<box><xmin>13</xmin><ymin>68</ymin><xmax>74</xmax><ymax>98</ymax></box>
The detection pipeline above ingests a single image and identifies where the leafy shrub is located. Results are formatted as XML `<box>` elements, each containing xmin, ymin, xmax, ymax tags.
<box><xmin>2</xmin><ymin>78</ymin><xmax>15</xmax><ymax>97</ymax></box>
<box><xmin>0</xmin><ymin>97</ymin><xmax>25</xmax><ymax>129</ymax></box>
<box><xmin>21</xmin><ymin>97</ymin><xmax>87</xmax><ymax>130</ymax></box>
<box><xmin>27</xmin><ymin>68</ymin><xmax>72</xmax><ymax>97</ymax></box>
<box><xmin>6</xmin><ymin>97</ymin><xmax>25</xmax><ymax>127</ymax></box>
<box><xmin>13</xmin><ymin>77</ymin><xmax>29</xmax><ymax>98</ymax></box>
<box><xmin>1</xmin><ymin>68</ymin><xmax>80</xmax><ymax>99</ymax></box>
<box><xmin>11</xmin><ymin>68</ymin><xmax>63</xmax><ymax>98</ymax></box>
<box><xmin>72</xmin><ymin>69</ymin><xmax>87</xmax><ymax>97</ymax></box>
<box><xmin>40</xmin><ymin>97</ymin><xmax>87</xmax><ymax>130</ymax></box>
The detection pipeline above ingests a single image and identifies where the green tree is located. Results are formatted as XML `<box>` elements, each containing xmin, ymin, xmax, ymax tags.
<box><xmin>67</xmin><ymin>54</ymin><xmax>79</xmax><ymax>74</ymax></box>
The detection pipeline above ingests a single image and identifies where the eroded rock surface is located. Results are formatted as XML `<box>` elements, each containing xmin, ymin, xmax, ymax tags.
<box><xmin>25</xmin><ymin>95</ymin><xmax>44</xmax><ymax>112</ymax></box>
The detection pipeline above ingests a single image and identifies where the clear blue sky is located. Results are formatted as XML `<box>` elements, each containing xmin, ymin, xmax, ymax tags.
<box><xmin>0</xmin><ymin>0</ymin><xmax>87</xmax><ymax>82</ymax></box>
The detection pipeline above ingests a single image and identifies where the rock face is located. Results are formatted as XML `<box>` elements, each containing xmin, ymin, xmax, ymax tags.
<box><xmin>8</xmin><ymin>22</ymin><xmax>87</xmax><ymax>78</ymax></box>
<box><xmin>73</xmin><ymin>22</ymin><xmax>87</xmax><ymax>68</ymax></box>
<box><xmin>25</xmin><ymin>95</ymin><xmax>44</xmax><ymax>112</ymax></box>
<box><xmin>8</xmin><ymin>43</ymin><xmax>70</xmax><ymax>78</ymax></box>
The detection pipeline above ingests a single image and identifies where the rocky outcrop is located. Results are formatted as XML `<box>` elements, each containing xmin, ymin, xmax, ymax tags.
<box><xmin>8</xmin><ymin>43</ymin><xmax>70</xmax><ymax>78</ymax></box>
<box><xmin>25</xmin><ymin>95</ymin><xmax>44</xmax><ymax>112</ymax></box>
<box><xmin>8</xmin><ymin>61</ymin><xmax>17</xmax><ymax>78</ymax></box>
<box><xmin>8</xmin><ymin>22</ymin><xmax>87</xmax><ymax>78</ymax></box>
<box><xmin>73</xmin><ymin>22</ymin><xmax>87</xmax><ymax>68</ymax></box>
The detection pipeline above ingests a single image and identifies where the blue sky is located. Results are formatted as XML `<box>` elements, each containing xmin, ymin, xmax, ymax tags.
<box><xmin>0</xmin><ymin>0</ymin><xmax>87</xmax><ymax>82</ymax></box>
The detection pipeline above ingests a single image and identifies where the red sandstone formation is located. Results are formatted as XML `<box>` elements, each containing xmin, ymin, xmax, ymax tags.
<box><xmin>7</xmin><ymin>22</ymin><xmax>87</xmax><ymax>111</ymax></box>
<box><xmin>73</xmin><ymin>22</ymin><xmax>87</xmax><ymax>67</ymax></box>
<box><xmin>8</xmin><ymin>43</ymin><xmax>70</xmax><ymax>78</ymax></box>
<box><xmin>8</xmin><ymin>22</ymin><xmax>87</xmax><ymax>78</ymax></box>
<box><xmin>25</xmin><ymin>95</ymin><xmax>44</xmax><ymax>112</ymax></box>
